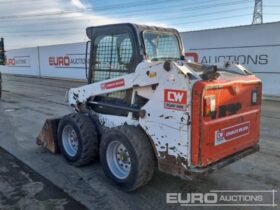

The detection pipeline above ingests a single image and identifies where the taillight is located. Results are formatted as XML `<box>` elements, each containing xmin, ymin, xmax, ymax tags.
<box><xmin>251</xmin><ymin>88</ymin><xmax>258</xmax><ymax>105</ymax></box>
<box><xmin>204</xmin><ymin>95</ymin><xmax>216</xmax><ymax>117</ymax></box>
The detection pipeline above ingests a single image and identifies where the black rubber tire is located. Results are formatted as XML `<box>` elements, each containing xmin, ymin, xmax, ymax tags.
<box><xmin>58</xmin><ymin>113</ymin><xmax>98</xmax><ymax>166</ymax></box>
<box><xmin>100</xmin><ymin>125</ymin><xmax>155</xmax><ymax>191</ymax></box>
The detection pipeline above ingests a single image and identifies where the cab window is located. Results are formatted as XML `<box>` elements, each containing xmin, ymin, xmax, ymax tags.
<box><xmin>143</xmin><ymin>31</ymin><xmax>180</xmax><ymax>61</ymax></box>
<box><xmin>92</xmin><ymin>33</ymin><xmax>133</xmax><ymax>83</ymax></box>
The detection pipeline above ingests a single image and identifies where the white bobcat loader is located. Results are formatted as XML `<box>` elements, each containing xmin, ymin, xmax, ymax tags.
<box><xmin>37</xmin><ymin>23</ymin><xmax>262</xmax><ymax>191</ymax></box>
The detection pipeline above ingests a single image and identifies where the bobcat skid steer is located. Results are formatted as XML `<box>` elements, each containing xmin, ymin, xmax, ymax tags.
<box><xmin>37</xmin><ymin>23</ymin><xmax>262</xmax><ymax>191</ymax></box>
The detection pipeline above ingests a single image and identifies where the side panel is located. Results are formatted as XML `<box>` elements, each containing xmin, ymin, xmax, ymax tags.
<box><xmin>139</xmin><ymin>63</ymin><xmax>194</xmax><ymax>175</ymax></box>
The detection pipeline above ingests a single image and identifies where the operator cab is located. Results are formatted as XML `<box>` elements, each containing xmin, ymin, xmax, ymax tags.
<box><xmin>85</xmin><ymin>23</ymin><xmax>185</xmax><ymax>116</ymax></box>
<box><xmin>86</xmin><ymin>23</ymin><xmax>184</xmax><ymax>84</ymax></box>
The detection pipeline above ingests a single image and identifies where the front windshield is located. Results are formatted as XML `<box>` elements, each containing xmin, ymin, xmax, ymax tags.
<box><xmin>143</xmin><ymin>31</ymin><xmax>181</xmax><ymax>61</ymax></box>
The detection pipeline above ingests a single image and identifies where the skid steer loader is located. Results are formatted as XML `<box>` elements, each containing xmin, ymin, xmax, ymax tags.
<box><xmin>37</xmin><ymin>23</ymin><xmax>262</xmax><ymax>191</ymax></box>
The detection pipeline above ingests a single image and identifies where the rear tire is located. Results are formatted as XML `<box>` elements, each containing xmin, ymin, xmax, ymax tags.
<box><xmin>58</xmin><ymin>113</ymin><xmax>98</xmax><ymax>166</ymax></box>
<box><xmin>100</xmin><ymin>125</ymin><xmax>155</xmax><ymax>191</ymax></box>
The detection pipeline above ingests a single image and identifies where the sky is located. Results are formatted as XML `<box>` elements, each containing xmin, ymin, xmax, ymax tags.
<box><xmin>0</xmin><ymin>0</ymin><xmax>279</xmax><ymax>49</ymax></box>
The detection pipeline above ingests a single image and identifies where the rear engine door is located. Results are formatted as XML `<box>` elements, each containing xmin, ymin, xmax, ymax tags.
<box><xmin>191</xmin><ymin>75</ymin><xmax>262</xmax><ymax>167</ymax></box>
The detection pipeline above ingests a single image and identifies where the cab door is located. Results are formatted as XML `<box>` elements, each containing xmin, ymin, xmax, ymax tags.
<box><xmin>87</xmin><ymin>26</ymin><xmax>139</xmax><ymax>116</ymax></box>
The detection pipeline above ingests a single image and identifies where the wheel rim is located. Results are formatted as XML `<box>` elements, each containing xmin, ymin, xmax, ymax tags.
<box><xmin>106</xmin><ymin>141</ymin><xmax>131</xmax><ymax>180</ymax></box>
<box><xmin>62</xmin><ymin>125</ymin><xmax>79</xmax><ymax>157</ymax></box>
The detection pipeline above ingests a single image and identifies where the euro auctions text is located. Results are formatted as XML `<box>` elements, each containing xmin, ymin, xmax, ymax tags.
<box><xmin>166</xmin><ymin>190</ymin><xmax>277</xmax><ymax>207</ymax></box>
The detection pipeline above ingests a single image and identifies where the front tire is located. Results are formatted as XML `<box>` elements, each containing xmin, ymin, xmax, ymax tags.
<box><xmin>58</xmin><ymin>113</ymin><xmax>98</xmax><ymax>166</ymax></box>
<box><xmin>100</xmin><ymin>125</ymin><xmax>155</xmax><ymax>191</ymax></box>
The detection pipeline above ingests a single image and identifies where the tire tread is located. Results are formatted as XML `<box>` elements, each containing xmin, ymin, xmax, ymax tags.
<box><xmin>58</xmin><ymin>113</ymin><xmax>98</xmax><ymax>166</ymax></box>
<box><xmin>100</xmin><ymin>124</ymin><xmax>155</xmax><ymax>191</ymax></box>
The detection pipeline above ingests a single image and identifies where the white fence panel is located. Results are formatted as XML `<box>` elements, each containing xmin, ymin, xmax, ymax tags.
<box><xmin>181</xmin><ymin>22</ymin><xmax>280</xmax><ymax>97</ymax></box>
<box><xmin>39</xmin><ymin>42</ymin><xmax>87</xmax><ymax>80</ymax></box>
<box><xmin>0</xmin><ymin>47</ymin><xmax>39</xmax><ymax>76</ymax></box>
<box><xmin>1</xmin><ymin>22</ymin><xmax>280</xmax><ymax>97</ymax></box>
<box><xmin>183</xmin><ymin>46</ymin><xmax>280</xmax><ymax>96</ymax></box>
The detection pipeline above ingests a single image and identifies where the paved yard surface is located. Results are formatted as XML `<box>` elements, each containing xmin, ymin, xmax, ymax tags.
<box><xmin>0</xmin><ymin>147</ymin><xmax>87</xmax><ymax>210</ymax></box>
<box><xmin>0</xmin><ymin>74</ymin><xmax>279</xmax><ymax>210</ymax></box>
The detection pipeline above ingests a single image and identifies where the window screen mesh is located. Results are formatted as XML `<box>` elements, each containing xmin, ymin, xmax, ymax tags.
<box><xmin>143</xmin><ymin>32</ymin><xmax>180</xmax><ymax>61</ymax></box>
<box><xmin>92</xmin><ymin>33</ymin><xmax>133</xmax><ymax>100</ymax></box>
<box><xmin>92</xmin><ymin>33</ymin><xmax>133</xmax><ymax>83</ymax></box>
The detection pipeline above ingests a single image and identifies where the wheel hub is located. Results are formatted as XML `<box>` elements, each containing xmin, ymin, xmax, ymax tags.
<box><xmin>62</xmin><ymin>125</ymin><xmax>78</xmax><ymax>157</ymax></box>
<box><xmin>106</xmin><ymin>141</ymin><xmax>131</xmax><ymax>180</ymax></box>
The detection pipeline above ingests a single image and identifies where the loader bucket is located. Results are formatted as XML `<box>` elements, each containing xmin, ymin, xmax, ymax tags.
<box><xmin>36</xmin><ymin>118</ymin><xmax>61</xmax><ymax>153</ymax></box>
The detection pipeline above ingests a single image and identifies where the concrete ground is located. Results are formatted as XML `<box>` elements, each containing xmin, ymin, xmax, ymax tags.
<box><xmin>0</xmin><ymin>74</ymin><xmax>279</xmax><ymax>210</ymax></box>
<box><xmin>0</xmin><ymin>147</ymin><xmax>87</xmax><ymax>210</ymax></box>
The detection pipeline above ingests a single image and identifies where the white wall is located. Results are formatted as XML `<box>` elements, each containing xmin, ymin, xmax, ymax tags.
<box><xmin>0</xmin><ymin>42</ymin><xmax>88</xmax><ymax>80</ymax></box>
<box><xmin>0</xmin><ymin>47</ymin><xmax>39</xmax><ymax>76</ymax></box>
<box><xmin>39</xmin><ymin>42</ymin><xmax>87</xmax><ymax>80</ymax></box>
<box><xmin>0</xmin><ymin>22</ymin><xmax>279</xmax><ymax>97</ymax></box>
<box><xmin>181</xmin><ymin>22</ymin><xmax>280</xmax><ymax>97</ymax></box>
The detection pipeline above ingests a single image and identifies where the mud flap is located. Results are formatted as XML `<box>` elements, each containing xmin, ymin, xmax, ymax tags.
<box><xmin>36</xmin><ymin>118</ymin><xmax>61</xmax><ymax>153</ymax></box>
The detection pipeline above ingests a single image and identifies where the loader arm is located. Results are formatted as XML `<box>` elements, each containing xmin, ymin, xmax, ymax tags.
<box><xmin>67</xmin><ymin>61</ymin><xmax>194</xmax><ymax>110</ymax></box>
<box><xmin>67</xmin><ymin>60</ymin><xmax>250</xmax><ymax>109</ymax></box>
<box><xmin>68</xmin><ymin>71</ymin><xmax>156</xmax><ymax>110</ymax></box>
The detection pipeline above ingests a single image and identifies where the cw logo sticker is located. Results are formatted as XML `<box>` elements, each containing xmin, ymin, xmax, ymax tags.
<box><xmin>167</xmin><ymin>91</ymin><xmax>185</xmax><ymax>103</ymax></box>
<box><xmin>164</xmin><ymin>89</ymin><xmax>187</xmax><ymax>111</ymax></box>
